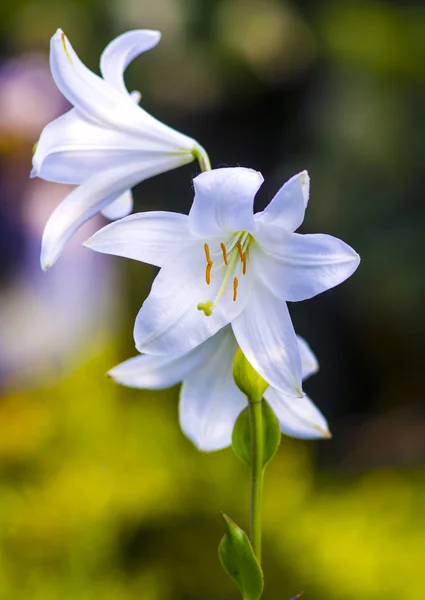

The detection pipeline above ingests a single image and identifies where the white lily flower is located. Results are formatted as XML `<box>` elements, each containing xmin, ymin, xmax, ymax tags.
<box><xmin>32</xmin><ymin>29</ymin><xmax>209</xmax><ymax>270</ymax></box>
<box><xmin>108</xmin><ymin>327</ymin><xmax>330</xmax><ymax>452</ymax></box>
<box><xmin>85</xmin><ymin>167</ymin><xmax>360</xmax><ymax>398</ymax></box>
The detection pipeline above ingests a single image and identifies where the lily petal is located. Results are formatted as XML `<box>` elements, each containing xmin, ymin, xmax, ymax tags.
<box><xmin>50</xmin><ymin>29</ymin><xmax>132</xmax><ymax>125</ymax></box>
<box><xmin>134</xmin><ymin>243</ymin><xmax>252</xmax><ymax>355</ymax></box>
<box><xmin>50</xmin><ymin>30</ymin><xmax>196</xmax><ymax>152</ymax></box>
<box><xmin>255</xmin><ymin>171</ymin><xmax>309</xmax><ymax>232</ymax></box>
<box><xmin>180</xmin><ymin>327</ymin><xmax>246</xmax><ymax>451</ymax></box>
<box><xmin>100</xmin><ymin>30</ymin><xmax>161</xmax><ymax>97</ymax></box>
<box><xmin>41</xmin><ymin>154</ymin><xmax>186</xmax><ymax>269</ymax></box>
<box><xmin>108</xmin><ymin>332</ymin><xmax>219</xmax><ymax>389</ymax></box>
<box><xmin>31</xmin><ymin>106</ymin><xmax>189</xmax><ymax>185</ymax></box>
<box><xmin>297</xmin><ymin>335</ymin><xmax>319</xmax><ymax>381</ymax></box>
<box><xmin>85</xmin><ymin>211</ymin><xmax>191</xmax><ymax>267</ymax></box>
<box><xmin>232</xmin><ymin>283</ymin><xmax>303</xmax><ymax>398</ymax></box>
<box><xmin>189</xmin><ymin>167</ymin><xmax>263</xmax><ymax>238</ymax></box>
<box><xmin>254</xmin><ymin>226</ymin><xmax>360</xmax><ymax>302</ymax></box>
<box><xmin>101</xmin><ymin>190</ymin><xmax>133</xmax><ymax>220</ymax></box>
<box><xmin>264</xmin><ymin>389</ymin><xmax>331</xmax><ymax>439</ymax></box>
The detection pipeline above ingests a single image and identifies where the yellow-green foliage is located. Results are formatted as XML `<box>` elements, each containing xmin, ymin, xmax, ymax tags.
<box><xmin>0</xmin><ymin>340</ymin><xmax>423</xmax><ymax>599</ymax></box>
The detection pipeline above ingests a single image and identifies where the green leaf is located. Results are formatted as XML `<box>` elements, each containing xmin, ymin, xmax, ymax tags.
<box><xmin>218</xmin><ymin>513</ymin><xmax>264</xmax><ymax>600</ymax></box>
<box><xmin>233</xmin><ymin>349</ymin><xmax>269</xmax><ymax>404</ymax></box>
<box><xmin>232</xmin><ymin>400</ymin><xmax>281</xmax><ymax>468</ymax></box>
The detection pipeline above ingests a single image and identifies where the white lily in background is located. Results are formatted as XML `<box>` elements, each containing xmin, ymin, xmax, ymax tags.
<box><xmin>85</xmin><ymin>167</ymin><xmax>360</xmax><ymax>398</ymax></box>
<box><xmin>32</xmin><ymin>28</ymin><xmax>209</xmax><ymax>270</ymax></box>
<box><xmin>108</xmin><ymin>327</ymin><xmax>329</xmax><ymax>452</ymax></box>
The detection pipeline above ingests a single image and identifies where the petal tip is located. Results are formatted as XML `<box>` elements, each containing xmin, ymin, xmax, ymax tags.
<box><xmin>40</xmin><ymin>245</ymin><xmax>57</xmax><ymax>271</ymax></box>
<box><xmin>150</xmin><ymin>30</ymin><xmax>162</xmax><ymax>42</ymax></box>
<box><xmin>299</xmin><ymin>170</ymin><xmax>309</xmax><ymax>183</ymax></box>
<box><xmin>106</xmin><ymin>368</ymin><xmax>116</xmax><ymax>380</ymax></box>
<box><xmin>318</xmin><ymin>426</ymin><xmax>332</xmax><ymax>439</ymax></box>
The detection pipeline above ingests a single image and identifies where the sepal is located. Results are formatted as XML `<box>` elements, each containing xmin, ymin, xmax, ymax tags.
<box><xmin>218</xmin><ymin>513</ymin><xmax>264</xmax><ymax>600</ymax></box>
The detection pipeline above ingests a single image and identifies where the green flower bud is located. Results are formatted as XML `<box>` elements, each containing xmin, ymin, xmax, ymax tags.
<box><xmin>233</xmin><ymin>348</ymin><xmax>269</xmax><ymax>404</ymax></box>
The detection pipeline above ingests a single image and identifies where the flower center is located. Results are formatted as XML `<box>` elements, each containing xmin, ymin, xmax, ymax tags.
<box><xmin>198</xmin><ymin>231</ymin><xmax>251</xmax><ymax>317</ymax></box>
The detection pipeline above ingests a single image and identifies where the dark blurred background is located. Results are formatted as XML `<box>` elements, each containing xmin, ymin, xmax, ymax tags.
<box><xmin>0</xmin><ymin>0</ymin><xmax>424</xmax><ymax>598</ymax></box>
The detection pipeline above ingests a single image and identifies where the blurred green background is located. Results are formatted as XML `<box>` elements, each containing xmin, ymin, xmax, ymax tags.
<box><xmin>0</xmin><ymin>0</ymin><xmax>424</xmax><ymax>598</ymax></box>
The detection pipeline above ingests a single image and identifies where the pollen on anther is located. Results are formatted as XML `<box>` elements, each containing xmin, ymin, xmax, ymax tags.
<box><xmin>233</xmin><ymin>277</ymin><xmax>239</xmax><ymax>301</ymax></box>
<box><xmin>236</xmin><ymin>241</ymin><xmax>244</xmax><ymax>260</ymax></box>
<box><xmin>220</xmin><ymin>242</ymin><xmax>228</xmax><ymax>265</ymax></box>
<box><xmin>204</xmin><ymin>243</ymin><xmax>213</xmax><ymax>285</ymax></box>
<box><xmin>242</xmin><ymin>252</ymin><xmax>247</xmax><ymax>275</ymax></box>
<box><xmin>206</xmin><ymin>263</ymin><xmax>212</xmax><ymax>285</ymax></box>
<box><xmin>204</xmin><ymin>243</ymin><xmax>212</xmax><ymax>265</ymax></box>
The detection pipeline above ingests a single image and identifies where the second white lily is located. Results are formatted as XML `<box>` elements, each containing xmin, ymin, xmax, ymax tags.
<box><xmin>32</xmin><ymin>29</ymin><xmax>209</xmax><ymax>270</ymax></box>
<box><xmin>109</xmin><ymin>326</ymin><xmax>330</xmax><ymax>452</ymax></box>
<box><xmin>85</xmin><ymin>167</ymin><xmax>360</xmax><ymax>398</ymax></box>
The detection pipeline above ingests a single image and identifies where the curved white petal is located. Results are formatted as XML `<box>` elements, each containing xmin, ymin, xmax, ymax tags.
<box><xmin>50</xmin><ymin>30</ymin><xmax>198</xmax><ymax>153</ymax></box>
<box><xmin>101</xmin><ymin>190</ymin><xmax>133</xmax><ymax>220</ymax></box>
<box><xmin>41</xmin><ymin>153</ymin><xmax>187</xmax><ymax>270</ymax></box>
<box><xmin>297</xmin><ymin>335</ymin><xmax>319</xmax><ymax>381</ymax></box>
<box><xmin>100</xmin><ymin>30</ymin><xmax>161</xmax><ymax>97</ymax></box>
<box><xmin>50</xmin><ymin>29</ymin><xmax>132</xmax><ymax>124</ymax></box>
<box><xmin>32</xmin><ymin>107</ymin><xmax>192</xmax><ymax>185</ymax></box>
<box><xmin>232</xmin><ymin>284</ymin><xmax>303</xmax><ymax>398</ymax></box>
<box><xmin>254</xmin><ymin>227</ymin><xmax>360</xmax><ymax>302</ymax></box>
<box><xmin>85</xmin><ymin>211</ymin><xmax>191</xmax><ymax>267</ymax></box>
<box><xmin>108</xmin><ymin>332</ymin><xmax>219</xmax><ymax>389</ymax></box>
<box><xmin>134</xmin><ymin>243</ymin><xmax>253</xmax><ymax>355</ymax></box>
<box><xmin>180</xmin><ymin>327</ymin><xmax>246</xmax><ymax>451</ymax></box>
<box><xmin>255</xmin><ymin>171</ymin><xmax>309</xmax><ymax>232</ymax></box>
<box><xmin>264</xmin><ymin>389</ymin><xmax>331</xmax><ymax>439</ymax></box>
<box><xmin>189</xmin><ymin>167</ymin><xmax>263</xmax><ymax>238</ymax></box>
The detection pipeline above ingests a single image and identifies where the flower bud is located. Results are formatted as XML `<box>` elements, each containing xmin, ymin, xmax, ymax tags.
<box><xmin>233</xmin><ymin>348</ymin><xmax>269</xmax><ymax>404</ymax></box>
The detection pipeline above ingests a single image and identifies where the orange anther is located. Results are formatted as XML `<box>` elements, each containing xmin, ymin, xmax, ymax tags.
<box><xmin>220</xmin><ymin>242</ymin><xmax>228</xmax><ymax>265</ymax></box>
<box><xmin>204</xmin><ymin>243</ymin><xmax>212</xmax><ymax>265</ymax></box>
<box><xmin>236</xmin><ymin>241</ymin><xmax>244</xmax><ymax>260</ymax></box>
<box><xmin>233</xmin><ymin>277</ymin><xmax>239</xmax><ymax>301</ymax></box>
<box><xmin>206</xmin><ymin>263</ymin><xmax>212</xmax><ymax>285</ymax></box>
<box><xmin>242</xmin><ymin>252</ymin><xmax>247</xmax><ymax>275</ymax></box>
<box><xmin>204</xmin><ymin>243</ymin><xmax>213</xmax><ymax>285</ymax></box>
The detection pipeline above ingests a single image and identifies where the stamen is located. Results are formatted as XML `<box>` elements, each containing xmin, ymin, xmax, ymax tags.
<box><xmin>236</xmin><ymin>241</ymin><xmax>244</xmax><ymax>260</ymax></box>
<box><xmin>204</xmin><ymin>243</ymin><xmax>213</xmax><ymax>285</ymax></box>
<box><xmin>233</xmin><ymin>277</ymin><xmax>239</xmax><ymax>301</ymax></box>
<box><xmin>220</xmin><ymin>242</ymin><xmax>228</xmax><ymax>265</ymax></box>
<box><xmin>206</xmin><ymin>263</ymin><xmax>212</xmax><ymax>285</ymax></box>
<box><xmin>236</xmin><ymin>241</ymin><xmax>247</xmax><ymax>274</ymax></box>
<box><xmin>204</xmin><ymin>243</ymin><xmax>212</xmax><ymax>264</ymax></box>
<box><xmin>241</xmin><ymin>252</ymin><xmax>247</xmax><ymax>275</ymax></box>
<box><xmin>198</xmin><ymin>232</ymin><xmax>251</xmax><ymax>316</ymax></box>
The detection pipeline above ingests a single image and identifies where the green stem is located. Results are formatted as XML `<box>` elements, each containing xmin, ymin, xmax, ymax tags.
<box><xmin>193</xmin><ymin>145</ymin><xmax>211</xmax><ymax>172</ymax></box>
<box><xmin>249</xmin><ymin>400</ymin><xmax>263</xmax><ymax>563</ymax></box>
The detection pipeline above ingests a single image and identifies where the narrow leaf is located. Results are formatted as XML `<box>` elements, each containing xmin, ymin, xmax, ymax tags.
<box><xmin>232</xmin><ymin>400</ymin><xmax>281</xmax><ymax>468</ymax></box>
<box><xmin>218</xmin><ymin>513</ymin><xmax>264</xmax><ymax>600</ymax></box>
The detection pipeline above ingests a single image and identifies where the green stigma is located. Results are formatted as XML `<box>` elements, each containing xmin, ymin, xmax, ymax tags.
<box><xmin>197</xmin><ymin>300</ymin><xmax>214</xmax><ymax>316</ymax></box>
